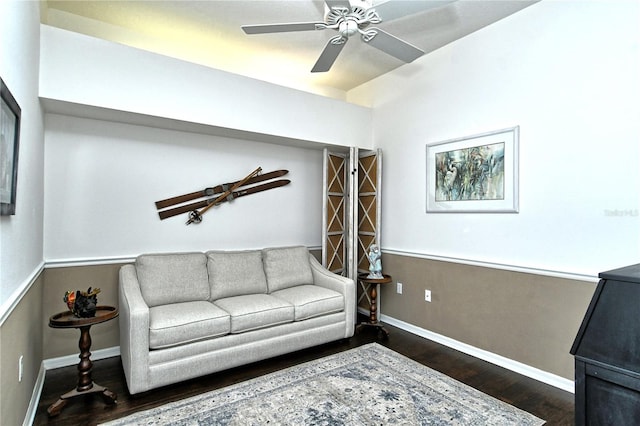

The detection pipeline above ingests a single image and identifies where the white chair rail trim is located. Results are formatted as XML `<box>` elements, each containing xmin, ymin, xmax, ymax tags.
<box><xmin>382</xmin><ymin>248</ymin><xmax>598</xmax><ymax>283</ymax></box>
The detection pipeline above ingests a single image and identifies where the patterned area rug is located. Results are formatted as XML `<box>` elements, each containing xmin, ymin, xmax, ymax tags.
<box><xmin>101</xmin><ymin>343</ymin><xmax>545</xmax><ymax>425</ymax></box>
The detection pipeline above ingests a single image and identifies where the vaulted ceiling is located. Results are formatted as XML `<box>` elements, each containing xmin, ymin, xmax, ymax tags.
<box><xmin>41</xmin><ymin>1</ymin><xmax>538</xmax><ymax>99</ymax></box>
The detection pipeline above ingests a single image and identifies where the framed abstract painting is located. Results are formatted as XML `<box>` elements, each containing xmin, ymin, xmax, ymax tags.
<box><xmin>426</xmin><ymin>126</ymin><xmax>519</xmax><ymax>213</ymax></box>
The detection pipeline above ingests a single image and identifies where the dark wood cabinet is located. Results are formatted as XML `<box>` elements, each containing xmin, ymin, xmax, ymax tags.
<box><xmin>571</xmin><ymin>264</ymin><xmax>640</xmax><ymax>425</ymax></box>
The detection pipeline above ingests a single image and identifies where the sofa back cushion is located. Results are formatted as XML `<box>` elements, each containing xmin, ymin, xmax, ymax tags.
<box><xmin>262</xmin><ymin>246</ymin><xmax>313</xmax><ymax>292</ymax></box>
<box><xmin>135</xmin><ymin>252</ymin><xmax>209</xmax><ymax>307</ymax></box>
<box><xmin>207</xmin><ymin>250</ymin><xmax>268</xmax><ymax>300</ymax></box>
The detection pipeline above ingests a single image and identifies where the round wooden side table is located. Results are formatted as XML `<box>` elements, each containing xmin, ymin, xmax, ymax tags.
<box><xmin>47</xmin><ymin>305</ymin><xmax>119</xmax><ymax>417</ymax></box>
<box><xmin>357</xmin><ymin>273</ymin><xmax>392</xmax><ymax>338</ymax></box>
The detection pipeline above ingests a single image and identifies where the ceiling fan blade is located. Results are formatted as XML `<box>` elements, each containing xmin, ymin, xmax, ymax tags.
<box><xmin>311</xmin><ymin>36</ymin><xmax>348</xmax><ymax>73</ymax></box>
<box><xmin>325</xmin><ymin>0</ymin><xmax>352</xmax><ymax>10</ymax></box>
<box><xmin>242</xmin><ymin>22</ymin><xmax>325</xmax><ymax>35</ymax></box>
<box><xmin>373</xmin><ymin>0</ymin><xmax>457</xmax><ymax>23</ymax></box>
<box><xmin>363</xmin><ymin>28</ymin><xmax>425</xmax><ymax>63</ymax></box>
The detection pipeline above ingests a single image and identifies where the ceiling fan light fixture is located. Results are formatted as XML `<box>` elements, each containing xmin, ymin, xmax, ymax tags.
<box><xmin>339</xmin><ymin>19</ymin><xmax>359</xmax><ymax>38</ymax></box>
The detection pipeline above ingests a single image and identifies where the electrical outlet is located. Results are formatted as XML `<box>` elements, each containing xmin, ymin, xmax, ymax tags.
<box><xmin>424</xmin><ymin>289</ymin><xmax>432</xmax><ymax>302</ymax></box>
<box><xmin>18</xmin><ymin>355</ymin><xmax>23</xmax><ymax>382</ymax></box>
<box><xmin>396</xmin><ymin>282</ymin><xmax>403</xmax><ymax>294</ymax></box>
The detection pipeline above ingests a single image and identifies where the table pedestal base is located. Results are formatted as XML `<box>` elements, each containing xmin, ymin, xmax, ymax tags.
<box><xmin>47</xmin><ymin>382</ymin><xmax>117</xmax><ymax>417</ymax></box>
<box><xmin>356</xmin><ymin>321</ymin><xmax>390</xmax><ymax>339</ymax></box>
<box><xmin>47</xmin><ymin>322</ymin><xmax>118</xmax><ymax>417</ymax></box>
<box><xmin>357</xmin><ymin>274</ymin><xmax>392</xmax><ymax>340</ymax></box>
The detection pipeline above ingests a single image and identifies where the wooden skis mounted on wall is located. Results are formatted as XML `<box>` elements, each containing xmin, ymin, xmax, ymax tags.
<box><xmin>155</xmin><ymin>169</ymin><xmax>289</xmax><ymax>209</ymax></box>
<box><xmin>154</xmin><ymin>167</ymin><xmax>290</xmax><ymax>225</ymax></box>
<box><xmin>185</xmin><ymin>167</ymin><xmax>262</xmax><ymax>225</ymax></box>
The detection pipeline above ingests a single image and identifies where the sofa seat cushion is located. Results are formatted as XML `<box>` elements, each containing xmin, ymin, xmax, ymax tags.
<box><xmin>207</xmin><ymin>250</ymin><xmax>268</xmax><ymax>300</ymax></box>
<box><xmin>214</xmin><ymin>294</ymin><xmax>294</xmax><ymax>334</ymax></box>
<box><xmin>136</xmin><ymin>252</ymin><xmax>210</xmax><ymax>307</ymax></box>
<box><xmin>149</xmin><ymin>301</ymin><xmax>230</xmax><ymax>350</ymax></box>
<box><xmin>271</xmin><ymin>285</ymin><xmax>344</xmax><ymax>321</ymax></box>
<box><xmin>262</xmin><ymin>246</ymin><xmax>313</xmax><ymax>292</ymax></box>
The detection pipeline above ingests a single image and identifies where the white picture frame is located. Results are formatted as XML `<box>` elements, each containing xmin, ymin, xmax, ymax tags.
<box><xmin>426</xmin><ymin>126</ymin><xmax>519</xmax><ymax>213</ymax></box>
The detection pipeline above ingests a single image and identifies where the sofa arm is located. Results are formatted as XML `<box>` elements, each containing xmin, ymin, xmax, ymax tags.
<box><xmin>119</xmin><ymin>264</ymin><xmax>150</xmax><ymax>394</ymax></box>
<box><xmin>309</xmin><ymin>255</ymin><xmax>356</xmax><ymax>337</ymax></box>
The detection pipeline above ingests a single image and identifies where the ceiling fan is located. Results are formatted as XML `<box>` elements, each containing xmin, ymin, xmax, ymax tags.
<box><xmin>242</xmin><ymin>0</ymin><xmax>456</xmax><ymax>73</ymax></box>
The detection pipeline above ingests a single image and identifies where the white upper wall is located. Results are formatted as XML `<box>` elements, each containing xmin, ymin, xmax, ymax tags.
<box><xmin>0</xmin><ymin>1</ymin><xmax>45</xmax><ymax>310</ymax></box>
<box><xmin>39</xmin><ymin>24</ymin><xmax>375</xmax><ymax>263</ymax></box>
<box><xmin>349</xmin><ymin>0</ymin><xmax>640</xmax><ymax>276</ymax></box>
<box><xmin>43</xmin><ymin>115</ymin><xmax>323</xmax><ymax>262</ymax></box>
<box><xmin>39</xmin><ymin>25</ymin><xmax>373</xmax><ymax>150</ymax></box>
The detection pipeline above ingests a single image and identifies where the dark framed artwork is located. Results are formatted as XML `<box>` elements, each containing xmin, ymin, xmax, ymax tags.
<box><xmin>1</xmin><ymin>77</ymin><xmax>21</xmax><ymax>216</ymax></box>
<box><xmin>426</xmin><ymin>126</ymin><xmax>519</xmax><ymax>213</ymax></box>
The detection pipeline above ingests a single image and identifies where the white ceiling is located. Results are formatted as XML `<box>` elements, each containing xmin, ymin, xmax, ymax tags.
<box><xmin>41</xmin><ymin>0</ymin><xmax>538</xmax><ymax>99</ymax></box>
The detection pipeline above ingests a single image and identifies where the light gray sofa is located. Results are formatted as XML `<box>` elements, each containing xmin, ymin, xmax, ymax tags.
<box><xmin>118</xmin><ymin>246</ymin><xmax>355</xmax><ymax>394</ymax></box>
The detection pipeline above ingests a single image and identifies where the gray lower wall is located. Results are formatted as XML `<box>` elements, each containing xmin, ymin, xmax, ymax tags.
<box><xmin>378</xmin><ymin>253</ymin><xmax>597</xmax><ymax>380</ymax></box>
<box><xmin>0</xmin><ymin>274</ymin><xmax>44</xmax><ymax>426</ymax></box>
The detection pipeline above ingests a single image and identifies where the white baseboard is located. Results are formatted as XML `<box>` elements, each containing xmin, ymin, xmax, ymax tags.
<box><xmin>378</xmin><ymin>313</ymin><xmax>575</xmax><ymax>394</ymax></box>
<box><xmin>23</xmin><ymin>363</ymin><xmax>46</xmax><ymax>426</ymax></box>
<box><xmin>42</xmin><ymin>346</ymin><xmax>121</xmax><ymax>370</ymax></box>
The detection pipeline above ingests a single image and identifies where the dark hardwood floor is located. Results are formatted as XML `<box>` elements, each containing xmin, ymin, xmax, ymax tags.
<box><xmin>34</xmin><ymin>320</ymin><xmax>574</xmax><ymax>425</ymax></box>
